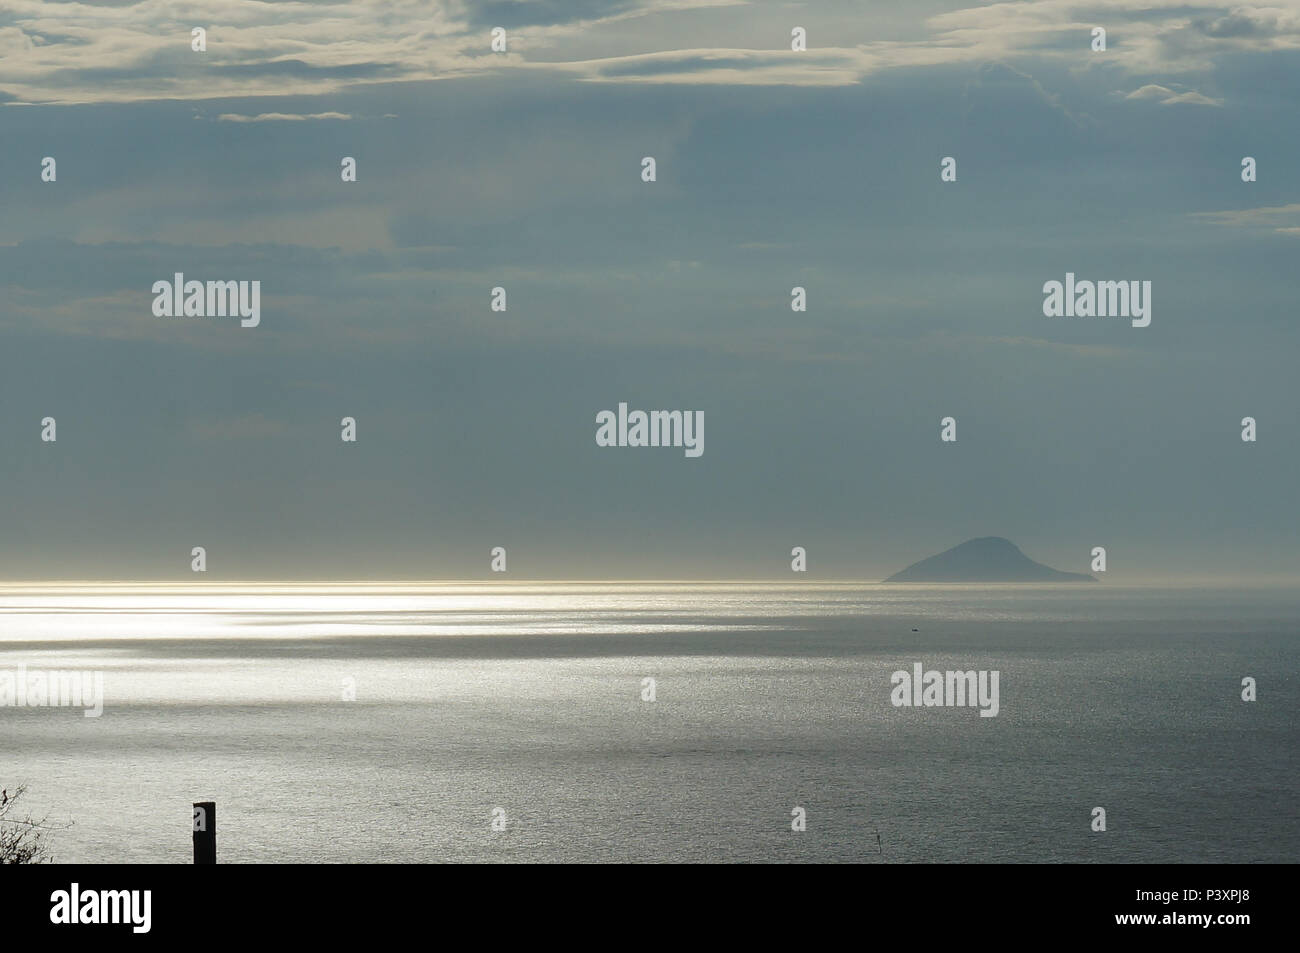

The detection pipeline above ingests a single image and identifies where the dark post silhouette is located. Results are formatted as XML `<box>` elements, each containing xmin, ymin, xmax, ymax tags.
<box><xmin>193</xmin><ymin>801</ymin><xmax>216</xmax><ymax>864</ymax></box>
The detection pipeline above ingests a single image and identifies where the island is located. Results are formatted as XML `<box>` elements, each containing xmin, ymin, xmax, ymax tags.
<box><xmin>884</xmin><ymin>537</ymin><xmax>1096</xmax><ymax>583</ymax></box>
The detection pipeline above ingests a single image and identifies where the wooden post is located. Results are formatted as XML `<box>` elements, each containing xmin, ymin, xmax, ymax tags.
<box><xmin>193</xmin><ymin>801</ymin><xmax>216</xmax><ymax>864</ymax></box>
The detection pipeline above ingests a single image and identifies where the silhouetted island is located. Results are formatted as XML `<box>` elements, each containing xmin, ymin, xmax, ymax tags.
<box><xmin>884</xmin><ymin>537</ymin><xmax>1096</xmax><ymax>583</ymax></box>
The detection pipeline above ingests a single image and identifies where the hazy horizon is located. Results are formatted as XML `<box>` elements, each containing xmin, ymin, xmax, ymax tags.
<box><xmin>2</xmin><ymin>574</ymin><xmax>1298</xmax><ymax>586</ymax></box>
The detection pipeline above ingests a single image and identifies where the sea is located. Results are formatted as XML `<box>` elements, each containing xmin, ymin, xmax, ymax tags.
<box><xmin>1</xmin><ymin>583</ymin><xmax>1296</xmax><ymax>863</ymax></box>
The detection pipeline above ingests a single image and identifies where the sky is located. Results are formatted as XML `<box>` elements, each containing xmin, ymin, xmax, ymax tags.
<box><xmin>1</xmin><ymin>0</ymin><xmax>1298</xmax><ymax>582</ymax></box>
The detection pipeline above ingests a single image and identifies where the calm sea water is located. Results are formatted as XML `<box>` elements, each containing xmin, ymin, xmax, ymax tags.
<box><xmin>1</xmin><ymin>583</ymin><xmax>1296</xmax><ymax>863</ymax></box>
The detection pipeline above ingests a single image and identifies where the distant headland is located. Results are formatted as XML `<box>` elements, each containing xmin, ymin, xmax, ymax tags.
<box><xmin>884</xmin><ymin>537</ymin><xmax>1096</xmax><ymax>583</ymax></box>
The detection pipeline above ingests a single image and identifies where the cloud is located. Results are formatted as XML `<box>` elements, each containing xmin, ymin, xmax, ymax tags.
<box><xmin>1191</xmin><ymin>203</ymin><xmax>1300</xmax><ymax>233</ymax></box>
<box><xmin>1123</xmin><ymin>83</ymin><xmax>1222</xmax><ymax>105</ymax></box>
<box><xmin>1160</xmin><ymin>89</ymin><xmax>1223</xmax><ymax>105</ymax></box>
<box><xmin>556</xmin><ymin>47</ymin><xmax>876</xmax><ymax>85</ymax></box>
<box><xmin>216</xmin><ymin>111</ymin><xmax>352</xmax><ymax>122</ymax></box>
<box><xmin>963</xmin><ymin>60</ymin><xmax>1094</xmax><ymax>128</ymax></box>
<box><xmin>1194</xmin><ymin>8</ymin><xmax>1300</xmax><ymax>38</ymax></box>
<box><xmin>2</xmin><ymin>0</ymin><xmax>1299</xmax><ymax>103</ymax></box>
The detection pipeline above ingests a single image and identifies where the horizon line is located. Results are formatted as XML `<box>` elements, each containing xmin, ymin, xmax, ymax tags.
<box><xmin>0</xmin><ymin>577</ymin><xmax>1297</xmax><ymax>588</ymax></box>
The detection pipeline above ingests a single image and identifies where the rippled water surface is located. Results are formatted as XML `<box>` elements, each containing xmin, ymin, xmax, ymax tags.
<box><xmin>2</xmin><ymin>583</ymin><xmax>1295</xmax><ymax>863</ymax></box>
